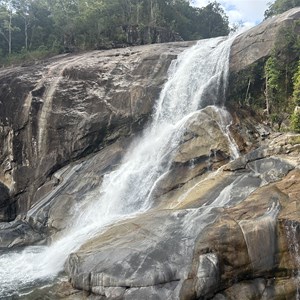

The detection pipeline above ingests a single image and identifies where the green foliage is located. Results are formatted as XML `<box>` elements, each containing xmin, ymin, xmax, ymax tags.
<box><xmin>228</xmin><ymin>60</ymin><xmax>265</xmax><ymax>108</ymax></box>
<box><xmin>228</xmin><ymin>23</ymin><xmax>300</xmax><ymax>131</ymax></box>
<box><xmin>0</xmin><ymin>0</ymin><xmax>230</xmax><ymax>66</ymax></box>
<box><xmin>291</xmin><ymin>110</ymin><xmax>300</xmax><ymax>132</ymax></box>
<box><xmin>288</xmin><ymin>135</ymin><xmax>300</xmax><ymax>144</ymax></box>
<box><xmin>265</xmin><ymin>56</ymin><xmax>281</xmax><ymax>91</ymax></box>
<box><xmin>196</xmin><ymin>1</ymin><xmax>229</xmax><ymax>38</ymax></box>
<box><xmin>290</xmin><ymin>60</ymin><xmax>300</xmax><ymax>132</ymax></box>
<box><xmin>293</xmin><ymin>60</ymin><xmax>300</xmax><ymax>106</ymax></box>
<box><xmin>262</xmin><ymin>25</ymin><xmax>300</xmax><ymax>128</ymax></box>
<box><xmin>264</xmin><ymin>0</ymin><xmax>300</xmax><ymax>19</ymax></box>
<box><xmin>264</xmin><ymin>54</ymin><xmax>286</xmax><ymax>124</ymax></box>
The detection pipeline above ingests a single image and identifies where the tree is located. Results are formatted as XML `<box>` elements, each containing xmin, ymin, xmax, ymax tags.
<box><xmin>46</xmin><ymin>0</ymin><xmax>80</xmax><ymax>51</ymax></box>
<box><xmin>0</xmin><ymin>0</ymin><xmax>18</xmax><ymax>54</ymax></box>
<box><xmin>264</xmin><ymin>56</ymin><xmax>281</xmax><ymax>115</ymax></box>
<box><xmin>291</xmin><ymin>60</ymin><xmax>300</xmax><ymax>132</ymax></box>
<box><xmin>264</xmin><ymin>0</ymin><xmax>300</xmax><ymax>19</ymax></box>
<box><xmin>13</xmin><ymin>0</ymin><xmax>31</xmax><ymax>51</ymax></box>
<box><xmin>197</xmin><ymin>1</ymin><xmax>229</xmax><ymax>38</ymax></box>
<box><xmin>263</xmin><ymin>25</ymin><xmax>300</xmax><ymax>129</ymax></box>
<box><xmin>293</xmin><ymin>60</ymin><xmax>300</xmax><ymax>106</ymax></box>
<box><xmin>159</xmin><ymin>0</ymin><xmax>229</xmax><ymax>40</ymax></box>
<box><xmin>0</xmin><ymin>0</ymin><xmax>230</xmax><ymax>65</ymax></box>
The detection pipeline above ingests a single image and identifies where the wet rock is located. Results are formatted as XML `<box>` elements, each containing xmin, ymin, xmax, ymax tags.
<box><xmin>247</xmin><ymin>156</ymin><xmax>295</xmax><ymax>183</ymax></box>
<box><xmin>65</xmin><ymin>207</ymin><xmax>220</xmax><ymax>299</ymax></box>
<box><xmin>0</xmin><ymin>218</ymin><xmax>43</xmax><ymax>249</ymax></box>
<box><xmin>173</xmin><ymin>107</ymin><xmax>232</xmax><ymax>164</ymax></box>
<box><xmin>123</xmin><ymin>282</ymin><xmax>179</xmax><ymax>300</ymax></box>
<box><xmin>0</xmin><ymin>182</ymin><xmax>10</xmax><ymax>221</ymax></box>
<box><xmin>148</xmin><ymin>107</ymin><xmax>237</xmax><ymax>200</ymax></box>
<box><xmin>0</xmin><ymin>137</ymin><xmax>131</xmax><ymax>249</ymax></box>
<box><xmin>28</xmin><ymin>138</ymin><xmax>131</xmax><ymax>237</ymax></box>
<box><xmin>239</xmin><ymin>214</ymin><xmax>278</xmax><ymax>273</ymax></box>
<box><xmin>213</xmin><ymin>278</ymin><xmax>297</xmax><ymax>300</ymax></box>
<box><xmin>194</xmin><ymin>253</ymin><xmax>220</xmax><ymax>297</ymax></box>
<box><xmin>16</xmin><ymin>278</ymin><xmax>88</xmax><ymax>300</ymax></box>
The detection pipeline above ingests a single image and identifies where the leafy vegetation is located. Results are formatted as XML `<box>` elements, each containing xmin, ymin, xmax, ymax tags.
<box><xmin>290</xmin><ymin>60</ymin><xmax>300</xmax><ymax>132</ymax></box>
<box><xmin>262</xmin><ymin>25</ymin><xmax>299</xmax><ymax>129</ymax></box>
<box><xmin>292</xmin><ymin>60</ymin><xmax>300</xmax><ymax>106</ymax></box>
<box><xmin>264</xmin><ymin>0</ymin><xmax>300</xmax><ymax>19</ymax></box>
<box><xmin>228</xmin><ymin>60</ymin><xmax>266</xmax><ymax>109</ymax></box>
<box><xmin>287</xmin><ymin>134</ymin><xmax>300</xmax><ymax>145</ymax></box>
<box><xmin>228</xmin><ymin>21</ymin><xmax>300</xmax><ymax>132</ymax></box>
<box><xmin>291</xmin><ymin>110</ymin><xmax>300</xmax><ymax>132</ymax></box>
<box><xmin>0</xmin><ymin>0</ymin><xmax>230</xmax><ymax>66</ymax></box>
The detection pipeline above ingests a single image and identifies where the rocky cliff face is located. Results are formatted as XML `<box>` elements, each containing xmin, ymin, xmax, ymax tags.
<box><xmin>1</xmin><ymin>7</ymin><xmax>300</xmax><ymax>300</ymax></box>
<box><xmin>0</xmin><ymin>41</ymin><xmax>194</xmax><ymax>221</ymax></box>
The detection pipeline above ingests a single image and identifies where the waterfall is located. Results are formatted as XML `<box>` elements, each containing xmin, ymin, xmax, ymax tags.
<box><xmin>0</xmin><ymin>36</ymin><xmax>235</xmax><ymax>297</ymax></box>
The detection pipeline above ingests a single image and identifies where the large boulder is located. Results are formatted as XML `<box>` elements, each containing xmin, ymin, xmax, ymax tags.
<box><xmin>230</xmin><ymin>7</ymin><xmax>300</xmax><ymax>73</ymax></box>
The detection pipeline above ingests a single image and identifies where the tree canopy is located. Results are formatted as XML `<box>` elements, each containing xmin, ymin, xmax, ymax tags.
<box><xmin>0</xmin><ymin>0</ymin><xmax>229</xmax><ymax>65</ymax></box>
<box><xmin>264</xmin><ymin>0</ymin><xmax>300</xmax><ymax>19</ymax></box>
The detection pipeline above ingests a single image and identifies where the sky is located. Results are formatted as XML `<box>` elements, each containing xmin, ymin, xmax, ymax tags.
<box><xmin>193</xmin><ymin>0</ymin><xmax>274</xmax><ymax>30</ymax></box>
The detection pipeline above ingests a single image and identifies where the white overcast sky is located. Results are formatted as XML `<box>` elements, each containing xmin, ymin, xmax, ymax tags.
<box><xmin>193</xmin><ymin>0</ymin><xmax>274</xmax><ymax>29</ymax></box>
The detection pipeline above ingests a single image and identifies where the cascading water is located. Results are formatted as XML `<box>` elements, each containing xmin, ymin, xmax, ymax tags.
<box><xmin>0</xmin><ymin>36</ymin><xmax>236</xmax><ymax>297</ymax></box>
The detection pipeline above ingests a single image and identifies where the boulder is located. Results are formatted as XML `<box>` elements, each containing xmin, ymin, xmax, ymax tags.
<box><xmin>149</xmin><ymin>106</ymin><xmax>237</xmax><ymax>200</ymax></box>
<box><xmin>0</xmin><ymin>217</ymin><xmax>43</xmax><ymax>249</ymax></box>
<box><xmin>230</xmin><ymin>7</ymin><xmax>300</xmax><ymax>73</ymax></box>
<box><xmin>173</xmin><ymin>107</ymin><xmax>232</xmax><ymax>164</ymax></box>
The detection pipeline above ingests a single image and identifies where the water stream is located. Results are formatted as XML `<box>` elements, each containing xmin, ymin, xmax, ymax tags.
<box><xmin>0</xmin><ymin>36</ymin><xmax>236</xmax><ymax>297</ymax></box>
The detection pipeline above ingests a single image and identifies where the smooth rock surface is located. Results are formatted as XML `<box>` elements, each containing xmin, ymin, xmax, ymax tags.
<box><xmin>230</xmin><ymin>7</ymin><xmax>300</xmax><ymax>72</ymax></box>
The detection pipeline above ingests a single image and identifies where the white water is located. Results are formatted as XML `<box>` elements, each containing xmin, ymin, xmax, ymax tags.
<box><xmin>0</xmin><ymin>36</ymin><xmax>236</xmax><ymax>296</ymax></box>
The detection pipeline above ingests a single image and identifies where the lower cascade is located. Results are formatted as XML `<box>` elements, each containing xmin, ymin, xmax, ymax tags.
<box><xmin>0</xmin><ymin>28</ymin><xmax>300</xmax><ymax>299</ymax></box>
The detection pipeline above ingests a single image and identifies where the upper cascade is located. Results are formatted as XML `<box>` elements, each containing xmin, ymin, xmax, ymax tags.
<box><xmin>153</xmin><ymin>36</ymin><xmax>233</xmax><ymax>126</ymax></box>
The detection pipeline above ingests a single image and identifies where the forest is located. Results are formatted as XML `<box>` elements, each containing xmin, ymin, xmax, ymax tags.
<box><xmin>0</xmin><ymin>0</ymin><xmax>230</xmax><ymax>65</ymax></box>
<box><xmin>1</xmin><ymin>0</ymin><xmax>300</xmax><ymax>66</ymax></box>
